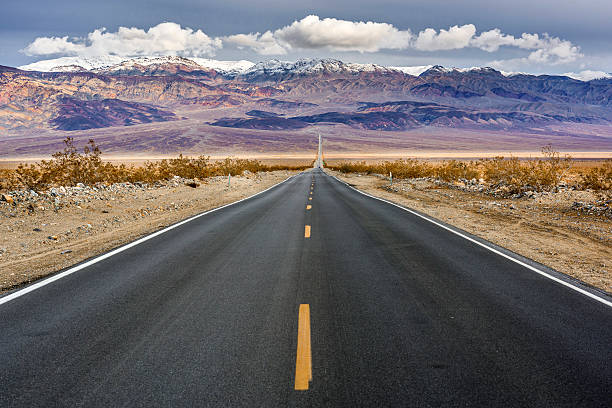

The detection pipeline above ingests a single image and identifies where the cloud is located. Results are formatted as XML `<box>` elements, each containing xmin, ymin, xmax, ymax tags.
<box><xmin>225</xmin><ymin>15</ymin><xmax>412</xmax><ymax>54</ymax></box>
<box><xmin>22</xmin><ymin>17</ymin><xmax>584</xmax><ymax>69</ymax></box>
<box><xmin>471</xmin><ymin>29</ymin><xmax>517</xmax><ymax>52</ymax></box>
<box><xmin>22</xmin><ymin>36</ymin><xmax>86</xmax><ymax>56</ymax></box>
<box><xmin>522</xmin><ymin>35</ymin><xmax>582</xmax><ymax>64</ymax></box>
<box><xmin>224</xmin><ymin>32</ymin><xmax>286</xmax><ymax>55</ymax></box>
<box><xmin>413</xmin><ymin>24</ymin><xmax>476</xmax><ymax>51</ymax></box>
<box><xmin>226</xmin><ymin>16</ymin><xmax>580</xmax><ymax>67</ymax></box>
<box><xmin>272</xmin><ymin>15</ymin><xmax>412</xmax><ymax>53</ymax></box>
<box><xmin>472</xmin><ymin>31</ymin><xmax>582</xmax><ymax>65</ymax></box>
<box><xmin>22</xmin><ymin>22</ymin><xmax>222</xmax><ymax>58</ymax></box>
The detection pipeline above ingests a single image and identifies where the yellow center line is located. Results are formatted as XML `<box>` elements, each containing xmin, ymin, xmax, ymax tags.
<box><xmin>295</xmin><ymin>304</ymin><xmax>312</xmax><ymax>391</ymax></box>
<box><xmin>306</xmin><ymin>205</ymin><xmax>312</xmax><ymax>210</ymax></box>
<box><xmin>304</xmin><ymin>225</ymin><xmax>311</xmax><ymax>238</ymax></box>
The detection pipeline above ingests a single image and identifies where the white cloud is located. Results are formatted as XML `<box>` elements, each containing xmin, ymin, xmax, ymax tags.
<box><xmin>509</xmin><ymin>33</ymin><xmax>581</xmax><ymax>64</ymax></box>
<box><xmin>22</xmin><ymin>22</ymin><xmax>222</xmax><ymax>58</ymax></box>
<box><xmin>471</xmin><ymin>29</ymin><xmax>517</xmax><ymax>52</ymax></box>
<box><xmin>22</xmin><ymin>17</ymin><xmax>585</xmax><ymax>69</ymax></box>
<box><xmin>526</xmin><ymin>36</ymin><xmax>581</xmax><ymax>64</ymax></box>
<box><xmin>22</xmin><ymin>36</ymin><xmax>86</xmax><ymax>56</ymax></box>
<box><xmin>272</xmin><ymin>15</ymin><xmax>412</xmax><ymax>53</ymax></box>
<box><xmin>474</xmin><ymin>32</ymin><xmax>582</xmax><ymax>66</ymax></box>
<box><xmin>224</xmin><ymin>32</ymin><xmax>286</xmax><ymax>55</ymax></box>
<box><xmin>414</xmin><ymin>24</ymin><xmax>476</xmax><ymax>51</ymax></box>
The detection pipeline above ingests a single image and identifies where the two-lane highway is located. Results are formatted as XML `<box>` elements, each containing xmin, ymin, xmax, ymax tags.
<box><xmin>1</xmin><ymin>169</ymin><xmax>610</xmax><ymax>407</ymax></box>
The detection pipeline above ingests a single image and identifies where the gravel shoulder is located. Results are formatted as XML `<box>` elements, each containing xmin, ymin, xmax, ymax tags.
<box><xmin>0</xmin><ymin>171</ymin><xmax>296</xmax><ymax>292</ymax></box>
<box><xmin>331</xmin><ymin>171</ymin><xmax>611</xmax><ymax>294</ymax></box>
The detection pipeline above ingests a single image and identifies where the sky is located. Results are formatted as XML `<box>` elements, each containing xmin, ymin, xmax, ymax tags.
<box><xmin>2</xmin><ymin>0</ymin><xmax>612</xmax><ymax>77</ymax></box>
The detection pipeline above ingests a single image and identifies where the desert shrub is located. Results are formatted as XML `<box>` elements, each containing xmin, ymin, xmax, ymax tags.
<box><xmin>381</xmin><ymin>159</ymin><xmax>433</xmax><ymax>179</ymax></box>
<box><xmin>3</xmin><ymin>138</ymin><xmax>309</xmax><ymax>190</ymax></box>
<box><xmin>332</xmin><ymin>161</ymin><xmax>372</xmax><ymax>174</ymax></box>
<box><xmin>214</xmin><ymin>158</ymin><xmax>269</xmax><ymax>176</ymax></box>
<box><xmin>480</xmin><ymin>156</ymin><xmax>527</xmax><ymax>190</ymax></box>
<box><xmin>10</xmin><ymin>137</ymin><xmax>106</xmax><ymax>189</ymax></box>
<box><xmin>479</xmin><ymin>146</ymin><xmax>571</xmax><ymax>193</ymax></box>
<box><xmin>330</xmin><ymin>159</ymin><xmax>434</xmax><ymax>178</ymax></box>
<box><xmin>0</xmin><ymin>169</ymin><xmax>12</xmax><ymax>190</ymax></box>
<box><xmin>580</xmin><ymin>160</ymin><xmax>612</xmax><ymax>190</ymax></box>
<box><xmin>526</xmin><ymin>145</ymin><xmax>572</xmax><ymax>189</ymax></box>
<box><xmin>152</xmin><ymin>155</ymin><xmax>212</xmax><ymax>180</ymax></box>
<box><xmin>434</xmin><ymin>160</ymin><xmax>479</xmax><ymax>182</ymax></box>
<box><xmin>330</xmin><ymin>146</ymin><xmax>573</xmax><ymax>194</ymax></box>
<box><xmin>10</xmin><ymin>163</ymin><xmax>44</xmax><ymax>190</ymax></box>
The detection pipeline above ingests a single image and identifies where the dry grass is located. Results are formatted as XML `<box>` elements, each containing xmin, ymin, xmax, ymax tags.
<box><xmin>329</xmin><ymin>146</ymin><xmax>611</xmax><ymax>194</ymax></box>
<box><xmin>0</xmin><ymin>137</ymin><xmax>310</xmax><ymax>191</ymax></box>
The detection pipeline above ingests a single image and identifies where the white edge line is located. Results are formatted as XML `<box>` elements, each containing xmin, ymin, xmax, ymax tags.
<box><xmin>329</xmin><ymin>173</ymin><xmax>612</xmax><ymax>308</ymax></box>
<box><xmin>0</xmin><ymin>174</ymin><xmax>298</xmax><ymax>306</ymax></box>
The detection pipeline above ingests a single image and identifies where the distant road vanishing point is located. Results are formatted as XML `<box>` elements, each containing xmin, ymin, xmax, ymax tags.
<box><xmin>0</xmin><ymin>168</ymin><xmax>610</xmax><ymax>407</ymax></box>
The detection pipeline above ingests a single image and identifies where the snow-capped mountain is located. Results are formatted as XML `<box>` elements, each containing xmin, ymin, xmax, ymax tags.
<box><xmin>19</xmin><ymin>56</ymin><xmax>423</xmax><ymax>79</ymax></box>
<box><xmin>5</xmin><ymin>54</ymin><xmax>612</xmax><ymax>136</ymax></box>
<box><xmin>561</xmin><ymin>70</ymin><xmax>612</xmax><ymax>81</ymax></box>
<box><xmin>243</xmin><ymin>58</ymin><xmax>390</xmax><ymax>74</ymax></box>
<box><xmin>388</xmin><ymin>65</ymin><xmax>433</xmax><ymax>76</ymax></box>
<box><xmin>236</xmin><ymin>58</ymin><xmax>404</xmax><ymax>82</ymax></box>
<box><xmin>18</xmin><ymin>56</ymin><xmax>127</xmax><ymax>72</ymax></box>
<box><xmin>18</xmin><ymin>56</ymin><xmax>255</xmax><ymax>76</ymax></box>
<box><xmin>17</xmin><ymin>56</ymin><xmax>612</xmax><ymax>83</ymax></box>
<box><xmin>97</xmin><ymin>56</ymin><xmax>256</xmax><ymax>76</ymax></box>
<box><xmin>189</xmin><ymin>58</ymin><xmax>255</xmax><ymax>75</ymax></box>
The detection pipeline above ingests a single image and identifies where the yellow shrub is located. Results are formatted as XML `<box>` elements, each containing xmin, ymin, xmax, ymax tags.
<box><xmin>2</xmin><ymin>138</ymin><xmax>309</xmax><ymax>190</ymax></box>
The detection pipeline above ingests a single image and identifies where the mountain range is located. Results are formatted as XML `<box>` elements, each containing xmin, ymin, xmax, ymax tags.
<box><xmin>2</xmin><ymin>56</ymin><xmax>612</xmax><ymax>156</ymax></box>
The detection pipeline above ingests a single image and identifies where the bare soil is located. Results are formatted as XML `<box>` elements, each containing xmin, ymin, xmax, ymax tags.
<box><xmin>0</xmin><ymin>171</ymin><xmax>295</xmax><ymax>292</ymax></box>
<box><xmin>332</xmin><ymin>171</ymin><xmax>611</xmax><ymax>294</ymax></box>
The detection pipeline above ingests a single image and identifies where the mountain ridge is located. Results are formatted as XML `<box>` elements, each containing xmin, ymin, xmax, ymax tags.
<box><xmin>17</xmin><ymin>56</ymin><xmax>612</xmax><ymax>82</ymax></box>
<box><xmin>2</xmin><ymin>57</ymin><xmax>612</xmax><ymax>136</ymax></box>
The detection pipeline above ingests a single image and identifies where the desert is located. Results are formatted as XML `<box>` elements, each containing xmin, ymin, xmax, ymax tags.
<box><xmin>2</xmin><ymin>5</ymin><xmax>612</xmax><ymax>405</ymax></box>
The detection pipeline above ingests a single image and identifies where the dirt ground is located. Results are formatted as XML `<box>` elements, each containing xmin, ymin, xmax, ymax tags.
<box><xmin>0</xmin><ymin>170</ymin><xmax>296</xmax><ymax>292</ymax></box>
<box><xmin>332</xmin><ymin>171</ymin><xmax>611</xmax><ymax>294</ymax></box>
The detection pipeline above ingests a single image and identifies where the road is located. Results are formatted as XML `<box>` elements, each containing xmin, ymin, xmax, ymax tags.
<box><xmin>0</xmin><ymin>169</ymin><xmax>610</xmax><ymax>407</ymax></box>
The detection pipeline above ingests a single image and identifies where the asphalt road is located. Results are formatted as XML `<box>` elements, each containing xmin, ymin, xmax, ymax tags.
<box><xmin>1</xmin><ymin>169</ymin><xmax>610</xmax><ymax>407</ymax></box>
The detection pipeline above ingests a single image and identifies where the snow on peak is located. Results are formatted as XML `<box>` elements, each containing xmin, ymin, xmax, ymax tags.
<box><xmin>388</xmin><ymin>65</ymin><xmax>433</xmax><ymax>76</ymax></box>
<box><xmin>18</xmin><ymin>56</ymin><xmax>126</xmax><ymax>72</ymax></box>
<box><xmin>18</xmin><ymin>56</ymin><xmax>608</xmax><ymax>82</ymax></box>
<box><xmin>189</xmin><ymin>58</ymin><xmax>254</xmax><ymax>74</ymax></box>
<box><xmin>103</xmin><ymin>56</ymin><xmax>202</xmax><ymax>69</ymax></box>
<box><xmin>418</xmin><ymin>65</ymin><xmax>502</xmax><ymax>76</ymax></box>
<box><xmin>562</xmin><ymin>70</ymin><xmax>612</xmax><ymax>82</ymax></box>
<box><xmin>18</xmin><ymin>56</ymin><xmax>255</xmax><ymax>75</ymax></box>
<box><xmin>241</xmin><ymin>58</ymin><xmax>393</xmax><ymax>78</ymax></box>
